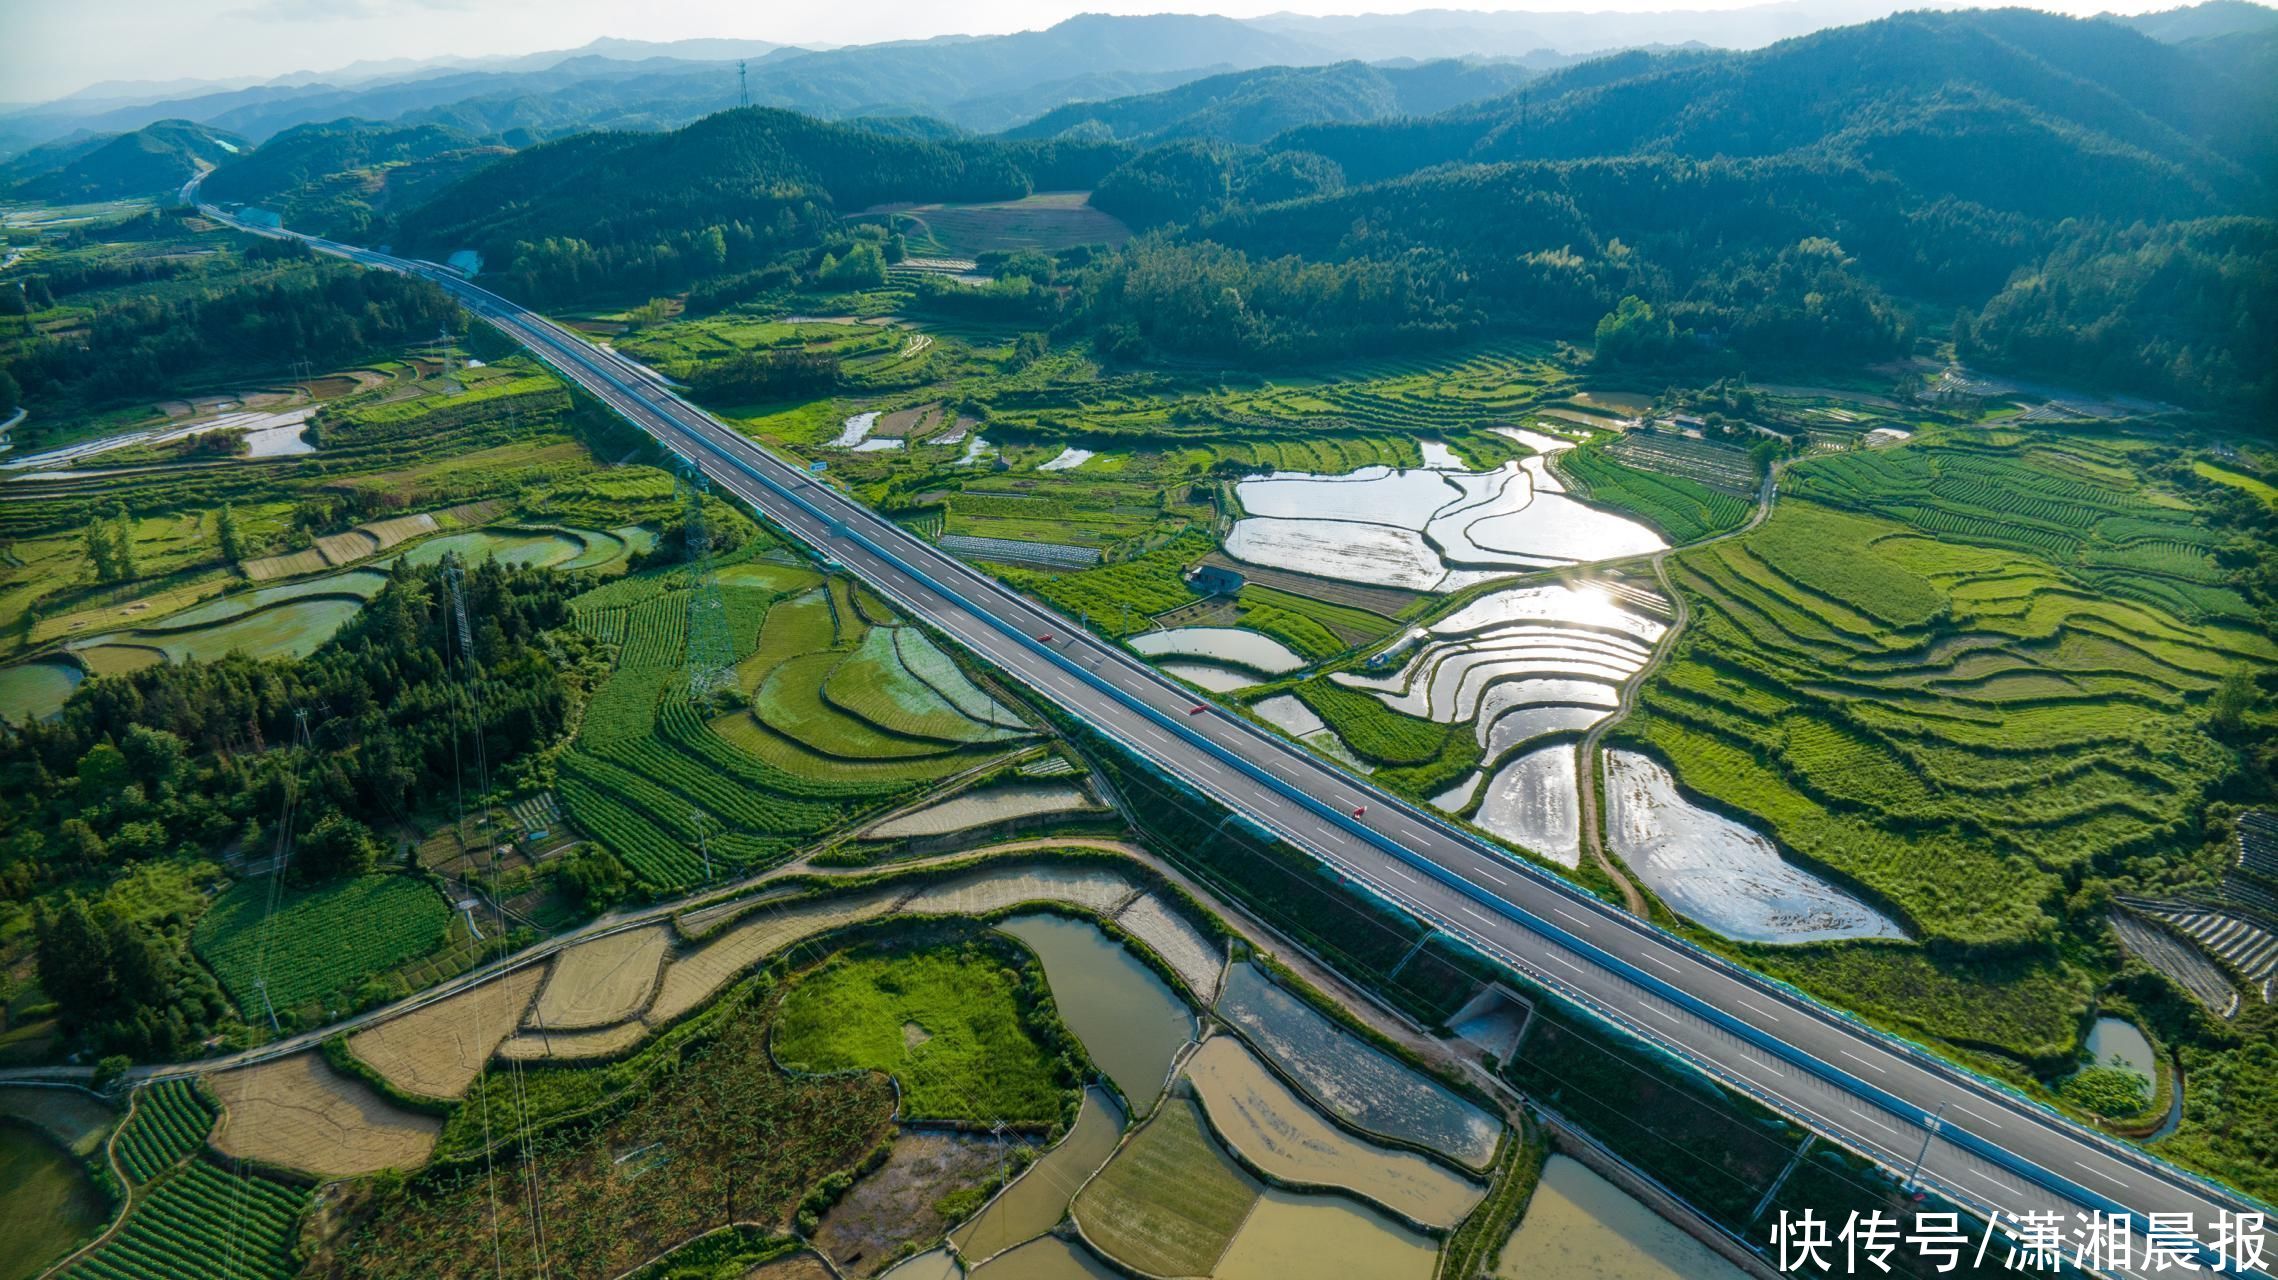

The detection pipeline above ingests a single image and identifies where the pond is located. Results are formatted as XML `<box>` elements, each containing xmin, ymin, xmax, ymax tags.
<box><xmin>996</xmin><ymin>914</ymin><xmax>1194</xmax><ymax>1112</ymax></box>
<box><xmin>1130</xmin><ymin>628</ymin><xmax>1306</xmax><ymax>675</ymax></box>
<box><xmin>1602</xmin><ymin>750</ymin><xmax>1905</xmax><ymax>943</ymax></box>
<box><xmin>0</xmin><ymin>660</ymin><xmax>83</xmax><ymax>724</ymax></box>
<box><xmin>2084</xmin><ymin>1016</ymin><xmax>2156</xmax><ymax>1082</ymax></box>
<box><xmin>0</xmin><ymin>1120</ymin><xmax>107</xmax><ymax>1280</ymax></box>
<box><xmin>1492</xmin><ymin>1155</ymin><xmax>1748</xmax><ymax>1280</ymax></box>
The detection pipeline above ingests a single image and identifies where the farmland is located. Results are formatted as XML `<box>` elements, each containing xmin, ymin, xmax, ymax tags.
<box><xmin>559</xmin><ymin>553</ymin><xmax>1036</xmax><ymax>892</ymax></box>
<box><xmin>1619</xmin><ymin>424</ymin><xmax>2275</xmax><ymax>1082</ymax></box>
<box><xmin>771</xmin><ymin>936</ymin><xmax>1078</xmax><ymax>1127</ymax></box>
<box><xmin>114</xmin><ymin>1079</ymin><xmax>216</xmax><ymax>1183</ymax></box>
<box><xmin>63</xmin><ymin>1159</ymin><xmax>309</xmax><ymax>1280</ymax></box>
<box><xmin>191</xmin><ymin>874</ymin><xmax>453</xmax><ymax>1024</ymax></box>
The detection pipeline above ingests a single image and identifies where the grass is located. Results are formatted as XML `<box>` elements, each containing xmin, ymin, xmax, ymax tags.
<box><xmin>191</xmin><ymin>873</ymin><xmax>451</xmax><ymax>1022</ymax></box>
<box><xmin>1073</xmin><ymin>1097</ymin><xmax>1259</xmax><ymax>1277</ymax></box>
<box><xmin>2192</xmin><ymin>460</ymin><xmax>2278</xmax><ymax>506</ymax></box>
<box><xmin>771</xmin><ymin>939</ymin><xmax>1074</xmax><ymax>1126</ymax></box>
<box><xmin>996</xmin><ymin>530</ymin><xmax>1212</xmax><ymax>636</ymax></box>
<box><xmin>1291</xmin><ymin>678</ymin><xmax>1452</xmax><ymax>766</ymax></box>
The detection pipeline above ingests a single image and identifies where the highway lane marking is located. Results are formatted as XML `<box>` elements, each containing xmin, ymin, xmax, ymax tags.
<box><xmin>1638</xmin><ymin>951</ymin><xmax>1681</xmax><ymax>974</ymax></box>
<box><xmin>1735</xmin><ymin>997</ymin><xmax>1781</xmax><ymax>1022</ymax></box>
<box><xmin>2073</xmin><ymin>1161</ymin><xmax>2134</xmax><ymax>1193</ymax></box>
<box><xmin>1951</xmin><ymin>1103</ymin><xmax>2005</xmax><ymax>1131</ymax></box>
<box><xmin>1459</xmin><ymin>906</ymin><xmax>1495</xmax><ymax>925</ymax></box>
<box><xmin>1552</xmin><ymin>907</ymin><xmax>1593</xmax><ymax>929</ymax></box>
<box><xmin>1850</xmin><ymin>1106</ymin><xmax>1903</xmax><ymax>1137</ymax></box>
<box><xmin>1638</xmin><ymin>1003</ymin><xmax>1681</xmax><ymax>1025</ymax></box>
<box><xmin>1839</xmin><ymin>1049</ymin><xmax>1887</xmax><ymax>1074</ymax></box>
<box><xmin>1384</xmin><ymin>865</ymin><xmax>1420</xmax><ymax>885</ymax></box>
<box><xmin>1545</xmin><ymin>951</ymin><xmax>1588</xmax><ymax>974</ymax></box>
<box><xmin>1472</xmin><ymin>867</ymin><xmax>1508</xmax><ymax>886</ymax></box>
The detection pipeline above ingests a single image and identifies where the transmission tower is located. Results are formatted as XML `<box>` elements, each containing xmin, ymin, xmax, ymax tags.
<box><xmin>679</xmin><ymin>469</ymin><xmax>737</xmax><ymax>699</ymax></box>
<box><xmin>738</xmin><ymin>60</ymin><xmax>749</xmax><ymax>108</ymax></box>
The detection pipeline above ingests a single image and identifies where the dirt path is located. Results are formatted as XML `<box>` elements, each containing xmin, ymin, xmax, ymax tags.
<box><xmin>1574</xmin><ymin>466</ymin><xmax>1781</xmax><ymax>916</ymax></box>
<box><xmin>38</xmin><ymin>1086</ymin><xmax>143</xmax><ymax>1280</ymax></box>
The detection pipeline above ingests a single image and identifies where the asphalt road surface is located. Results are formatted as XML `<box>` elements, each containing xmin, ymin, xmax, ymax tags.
<box><xmin>204</xmin><ymin>199</ymin><xmax>2267</xmax><ymax>1278</ymax></box>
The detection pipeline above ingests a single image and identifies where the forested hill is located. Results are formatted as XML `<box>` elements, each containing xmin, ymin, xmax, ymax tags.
<box><xmin>1074</xmin><ymin>9</ymin><xmax>2276</xmax><ymax>406</ymax></box>
<box><xmin>390</xmin><ymin>108</ymin><xmax>1130</xmax><ymax>301</ymax></box>
<box><xmin>198</xmin><ymin>119</ymin><xmax>511</xmax><ymax>242</ymax></box>
<box><xmin>1003</xmin><ymin>59</ymin><xmax>1534</xmax><ymax>145</ymax></box>
<box><xmin>1267</xmin><ymin>10</ymin><xmax>2274</xmax><ymax>214</ymax></box>
<box><xmin>4</xmin><ymin>120</ymin><xmax>248</xmax><ymax>201</ymax></box>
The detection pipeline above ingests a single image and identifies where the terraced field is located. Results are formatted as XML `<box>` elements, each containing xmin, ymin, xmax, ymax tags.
<box><xmin>560</xmin><ymin>556</ymin><xmax>1031</xmax><ymax>892</ymax></box>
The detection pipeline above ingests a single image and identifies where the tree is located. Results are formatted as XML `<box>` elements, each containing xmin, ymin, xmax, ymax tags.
<box><xmin>0</xmin><ymin>366</ymin><xmax>20</xmax><ymax>413</ymax></box>
<box><xmin>1593</xmin><ymin>295</ymin><xmax>1677</xmax><ymax>364</ymax></box>
<box><xmin>216</xmin><ymin>504</ymin><xmax>245</xmax><ymax>562</ymax></box>
<box><xmin>298</xmin><ymin>812</ymin><xmax>382</xmax><ymax>881</ymax></box>
<box><xmin>35</xmin><ymin>894</ymin><xmax>117</xmax><ymax>1019</ymax></box>
<box><xmin>2210</xmin><ymin>665</ymin><xmax>2258</xmax><ymax>734</ymax></box>
<box><xmin>558</xmin><ymin>844</ymin><xmax>631</xmax><ymax>910</ymax></box>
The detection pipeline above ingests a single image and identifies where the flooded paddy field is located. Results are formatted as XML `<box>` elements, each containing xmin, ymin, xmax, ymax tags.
<box><xmin>998</xmin><ymin>913</ymin><xmax>1195</xmax><ymax>1112</ymax></box>
<box><xmin>1131</xmin><ymin>627</ymin><xmax>1307</xmax><ymax>675</ymax></box>
<box><xmin>1603</xmin><ymin>750</ymin><xmax>1904</xmax><ymax>943</ymax></box>
<box><xmin>1223</xmin><ymin>443</ymin><xmax>1664</xmax><ymax>593</ymax></box>
<box><xmin>0</xmin><ymin>658</ymin><xmax>83</xmax><ymax>723</ymax></box>
<box><xmin>1215</xmin><ymin>1187</ymin><xmax>1439</xmax><ymax>1280</ymax></box>
<box><xmin>1491</xmin><ymin>1155</ymin><xmax>1748</xmax><ymax>1280</ymax></box>
<box><xmin>1217</xmin><ymin>963</ymin><xmax>1501</xmax><ymax>1169</ymax></box>
<box><xmin>1471</xmin><ymin>742</ymin><xmax>1582</xmax><ymax>867</ymax></box>
<box><xmin>1183</xmin><ymin>1035</ymin><xmax>1485</xmax><ymax>1229</ymax></box>
<box><xmin>951</xmin><ymin>1086</ymin><xmax>1126</xmax><ymax>1263</ymax></box>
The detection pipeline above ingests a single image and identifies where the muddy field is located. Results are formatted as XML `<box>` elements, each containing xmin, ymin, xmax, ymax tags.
<box><xmin>814</xmin><ymin>1130</ymin><xmax>1004</xmax><ymax>1276</ymax></box>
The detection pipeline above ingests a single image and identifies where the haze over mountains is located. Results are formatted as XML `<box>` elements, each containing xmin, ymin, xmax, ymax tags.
<box><xmin>9</xmin><ymin>0</ymin><xmax>2273</xmax><ymax>164</ymax></box>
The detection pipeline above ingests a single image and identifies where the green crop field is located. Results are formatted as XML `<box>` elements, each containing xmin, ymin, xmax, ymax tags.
<box><xmin>1557</xmin><ymin>444</ymin><xmax>1756</xmax><ymax>544</ymax></box>
<box><xmin>192</xmin><ymin>874</ymin><xmax>452</xmax><ymax>1021</ymax></box>
<box><xmin>1073</xmin><ymin>1097</ymin><xmax>1258</xmax><ymax>1278</ymax></box>
<box><xmin>772</xmin><ymin>940</ymin><xmax>1074</xmax><ymax>1126</ymax></box>
<box><xmin>63</xmin><ymin>1159</ymin><xmax>308</xmax><ymax>1280</ymax></box>
<box><xmin>114</xmin><ymin>1079</ymin><xmax>218</xmax><ymax>1183</ymax></box>
<box><xmin>1623</xmin><ymin>426</ymin><xmax>2274</xmax><ymax>1057</ymax></box>
<box><xmin>560</xmin><ymin>548</ymin><xmax>1029</xmax><ymax>892</ymax></box>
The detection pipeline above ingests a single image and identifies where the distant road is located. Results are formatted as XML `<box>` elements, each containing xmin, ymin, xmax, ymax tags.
<box><xmin>195</xmin><ymin>192</ymin><xmax>2267</xmax><ymax>1277</ymax></box>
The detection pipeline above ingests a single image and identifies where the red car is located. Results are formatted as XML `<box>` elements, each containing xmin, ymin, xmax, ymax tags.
<box><xmin>1036</xmin><ymin>633</ymin><xmax>1055</xmax><ymax>643</ymax></box>
<box><xmin>1188</xmin><ymin>704</ymin><xmax>1208</xmax><ymax>715</ymax></box>
<box><xmin>1352</xmin><ymin>805</ymin><xmax>1369</xmax><ymax>819</ymax></box>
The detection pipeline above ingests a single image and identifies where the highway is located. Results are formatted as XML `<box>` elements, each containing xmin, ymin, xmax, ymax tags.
<box><xmin>207</xmin><ymin>199</ymin><xmax>2266</xmax><ymax>1277</ymax></box>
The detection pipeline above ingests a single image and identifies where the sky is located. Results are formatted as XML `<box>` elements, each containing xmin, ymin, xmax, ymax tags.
<box><xmin>4</xmin><ymin>0</ymin><xmax>2190</xmax><ymax>106</ymax></box>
